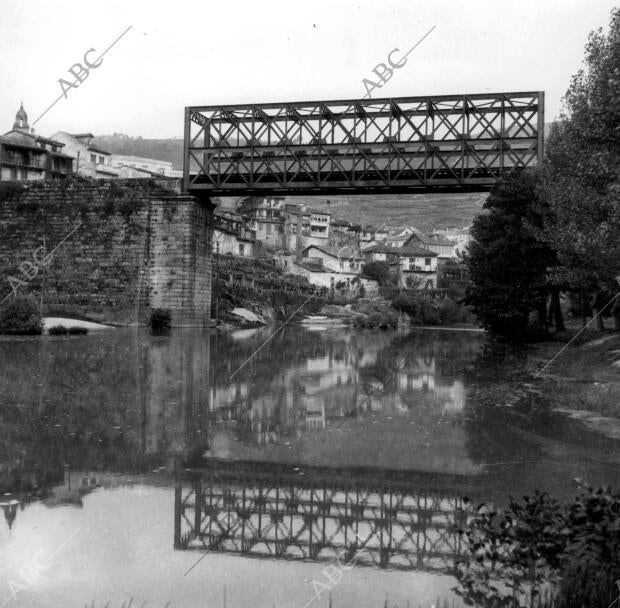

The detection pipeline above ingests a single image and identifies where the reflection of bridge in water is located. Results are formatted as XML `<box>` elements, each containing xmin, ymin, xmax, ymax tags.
<box><xmin>174</xmin><ymin>459</ymin><xmax>477</xmax><ymax>574</ymax></box>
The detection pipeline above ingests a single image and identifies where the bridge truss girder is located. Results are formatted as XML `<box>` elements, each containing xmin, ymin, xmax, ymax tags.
<box><xmin>184</xmin><ymin>91</ymin><xmax>544</xmax><ymax>195</ymax></box>
<box><xmin>174</xmin><ymin>461</ymin><xmax>472</xmax><ymax>574</ymax></box>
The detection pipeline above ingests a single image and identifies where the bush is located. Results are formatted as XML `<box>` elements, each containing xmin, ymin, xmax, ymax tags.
<box><xmin>392</xmin><ymin>294</ymin><xmax>440</xmax><ymax>325</ymax></box>
<box><xmin>353</xmin><ymin>310</ymin><xmax>398</xmax><ymax>329</ymax></box>
<box><xmin>0</xmin><ymin>296</ymin><xmax>43</xmax><ymax>335</ymax></box>
<box><xmin>48</xmin><ymin>325</ymin><xmax>88</xmax><ymax>335</ymax></box>
<box><xmin>456</xmin><ymin>484</ymin><xmax>620</xmax><ymax>608</ymax></box>
<box><xmin>149</xmin><ymin>308</ymin><xmax>172</xmax><ymax>331</ymax></box>
<box><xmin>391</xmin><ymin>294</ymin><xmax>474</xmax><ymax>326</ymax></box>
<box><xmin>361</xmin><ymin>262</ymin><xmax>391</xmax><ymax>286</ymax></box>
<box><xmin>437</xmin><ymin>297</ymin><xmax>474</xmax><ymax>324</ymax></box>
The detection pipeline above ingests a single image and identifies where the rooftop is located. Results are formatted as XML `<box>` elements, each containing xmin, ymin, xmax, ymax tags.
<box><xmin>367</xmin><ymin>244</ymin><xmax>437</xmax><ymax>257</ymax></box>
<box><xmin>303</xmin><ymin>244</ymin><xmax>363</xmax><ymax>260</ymax></box>
<box><xmin>87</xmin><ymin>145</ymin><xmax>111</xmax><ymax>156</ymax></box>
<box><xmin>393</xmin><ymin>245</ymin><xmax>438</xmax><ymax>258</ymax></box>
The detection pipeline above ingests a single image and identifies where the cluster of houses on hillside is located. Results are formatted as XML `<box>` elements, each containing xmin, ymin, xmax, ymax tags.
<box><xmin>214</xmin><ymin>195</ymin><xmax>471</xmax><ymax>293</ymax></box>
<box><xmin>0</xmin><ymin>103</ymin><xmax>182</xmax><ymax>182</ymax></box>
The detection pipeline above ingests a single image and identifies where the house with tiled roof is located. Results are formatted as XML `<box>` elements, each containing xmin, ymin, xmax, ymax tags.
<box><xmin>385</xmin><ymin>227</ymin><xmax>414</xmax><ymax>248</ymax></box>
<box><xmin>405</xmin><ymin>230</ymin><xmax>457</xmax><ymax>260</ymax></box>
<box><xmin>364</xmin><ymin>244</ymin><xmax>438</xmax><ymax>289</ymax></box>
<box><xmin>0</xmin><ymin>103</ymin><xmax>73</xmax><ymax>181</ymax></box>
<box><xmin>213</xmin><ymin>208</ymin><xmax>256</xmax><ymax>257</ymax></box>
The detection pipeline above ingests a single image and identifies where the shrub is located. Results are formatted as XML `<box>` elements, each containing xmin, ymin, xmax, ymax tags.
<box><xmin>392</xmin><ymin>294</ymin><xmax>473</xmax><ymax>326</ymax></box>
<box><xmin>0</xmin><ymin>296</ymin><xmax>43</xmax><ymax>335</ymax></box>
<box><xmin>49</xmin><ymin>325</ymin><xmax>88</xmax><ymax>335</ymax></box>
<box><xmin>455</xmin><ymin>484</ymin><xmax>620</xmax><ymax>608</ymax></box>
<box><xmin>361</xmin><ymin>261</ymin><xmax>391</xmax><ymax>286</ymax></box>
<box><xmin>392</xmin><ymin>294</ymin><xmax>440</xmax><ymax>325</ymax></box>
<box><xmin>149</xmin><ymin>308</ymin><xmax>172</xmax><ymax>331</ymax></box>
<box><xmin>353</xmin><ymin>310</ymin><xmax>398</xmax><ymax>329</ymax></box>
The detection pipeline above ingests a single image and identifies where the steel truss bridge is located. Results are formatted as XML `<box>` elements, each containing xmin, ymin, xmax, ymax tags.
<box><xmin>174</xmin><ymin>459</ymin><xmax>478</xmax><ymax>574</ymax></box>
<box><xmin>183</xmin><ymin>91</ymin><xmax>544</xmax><ymax>195</ymax></box>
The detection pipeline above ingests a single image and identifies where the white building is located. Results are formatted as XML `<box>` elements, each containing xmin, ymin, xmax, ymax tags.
<box><xmin>302</xmin><ymin>245</ymin><xmax>363</xmax><ymax>273</ymax></box>
<box><xmin>110</xmin><ymin>154</ymin><xmax>174</xmax><ymax>177</ymax></box>
<box><xmin>213</xmin><ymin>209</ymin><xmax>255</xmax><ymax>257</ymax></box>
<box><xmin>307</xmin><ymin>208</ymin><xmax>331</xmax><ymax>241</ymax></box>
<box><xmin>50</xmin><ymin>132</ymin><xmax>119</xmax><ymax>178</ymax></box>
<box><xmin>405</xmin><ymin>229</ymin><xmax>459</xmax><ymax>260</ymax></box>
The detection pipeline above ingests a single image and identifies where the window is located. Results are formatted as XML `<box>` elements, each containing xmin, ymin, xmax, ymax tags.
<box><xmin>98</xmin><ymin>156</ymin><xmax>105</xmax><ymax>164</ymax></box>
<box><xmin>239</xmin><ymin>243</ymin><xmax>245</xmax><ymax>256</ymax></box>
<box><xmin>90</xmin><ymin>154</ymin><xmax>96</xmax><ymax>163</ymax></box>
<box><xmin>425</xmin><ymin>258</ymin><xmax>431</xmax><ymax>266</ymax></box>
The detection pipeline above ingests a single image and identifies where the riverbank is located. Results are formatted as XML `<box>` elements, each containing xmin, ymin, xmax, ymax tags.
<box><xmin>467</xmin><ymin>326</ymin><xmax>620</xmax><ymax>443</ymax></box>
<box><xmin>527</xmin><ymin>329</ymin><xmax>620</xmax><ymax>436</ymax></box>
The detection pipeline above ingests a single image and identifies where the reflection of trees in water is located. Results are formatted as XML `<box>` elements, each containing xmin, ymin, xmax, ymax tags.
<box><xmin>361</xmin><ymin>331</ymin><xmax>484</xmax><ymax>380</ymax></box>
<box><xmin>461</xmin><ymin>339</ymin><xmax>545</xmax><ymax>468</ymax></box>
<box><xmin>0</xmin><ymin>334</ymin><xmax>157</xmax><ymax>494</ymax></box>
<box><xmin>357</xmin><ymin>331</ymin><xmax>483</xmax><ymax>403</ymax></box>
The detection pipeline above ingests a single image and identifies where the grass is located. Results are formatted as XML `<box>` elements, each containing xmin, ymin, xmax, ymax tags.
<box><xmin>527</xmin><ymin>327</ymin><xmax>620</xmax><ymax>418</ymax></box>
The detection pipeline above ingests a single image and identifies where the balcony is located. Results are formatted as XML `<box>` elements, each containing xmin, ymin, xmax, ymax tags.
<box><xmin>1</xmin><ymin>153</ymin><xmax>43</xmax><ymax>169</ymax></box>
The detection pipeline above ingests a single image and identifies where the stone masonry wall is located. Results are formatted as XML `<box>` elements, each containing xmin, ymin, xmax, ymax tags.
<box><xmin>147</xmin><ymin>195</ymin><xmax>214</xmax><ymax>326</ymax></box>
<box><xmin>0</xmin><ymin>178</ymin><xmax>214</xmax><ymax>326</ymax></box>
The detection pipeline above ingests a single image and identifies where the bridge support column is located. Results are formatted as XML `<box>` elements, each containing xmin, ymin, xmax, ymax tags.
<box><xmin>146</xmin><ymin>193</ymin><xmax>215</xmax><ymax>327</ymax></box>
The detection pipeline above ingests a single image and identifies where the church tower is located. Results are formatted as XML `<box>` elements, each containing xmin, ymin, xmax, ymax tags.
<box><xmin>13</xmin><ymin>102</ymin><xmax>29</xmax><ymax>132</ymax></box>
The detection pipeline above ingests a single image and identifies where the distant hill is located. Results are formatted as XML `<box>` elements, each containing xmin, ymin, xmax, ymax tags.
<box><xmin>220</xmin><ymin>192</ymin><xmax>486</xmax><ymax>233</ymax></box>
<box><xmin>93</xmin><ymin>134</ymin><xmax>184</xmax><ymax>169</ymax></box>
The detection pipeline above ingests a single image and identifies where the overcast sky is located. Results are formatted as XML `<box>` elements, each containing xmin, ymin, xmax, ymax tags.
<box><xmin>1</xmin><ymin>0</ymin><xmax>617</xmax><ymax>139</ymax></box>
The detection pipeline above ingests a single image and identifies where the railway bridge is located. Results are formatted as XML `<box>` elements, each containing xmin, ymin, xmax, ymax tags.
<box><xmin>174</xmin><ymin>459</ymin><xmax>481</xmax><ymax>574</ymax></box>
<box><xmin>183</xmin><ymin>91</ymin><xmax>544</xmax><ymax>196</ymax></box>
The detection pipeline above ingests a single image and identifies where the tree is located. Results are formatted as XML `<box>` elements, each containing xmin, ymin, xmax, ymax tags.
<box><xmin>361</xmin><ymin>261</ymin><xmax>391</xmax><ymax>286</ymax></box>
<box><xmin>464</xmin><ymin>170</ymin><xmax>559</xmax><ymax>338</ymax></box>
<box><xmin>541</xmin><ymin>8</ymin><xmax>620</xmax><ymax>315</ymax></box>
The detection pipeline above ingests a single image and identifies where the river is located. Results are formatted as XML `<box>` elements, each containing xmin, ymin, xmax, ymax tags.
<box><xmin>1</xmin><ymin>326</ymin><xmax>619</xmax><ymax>608</ymax></box>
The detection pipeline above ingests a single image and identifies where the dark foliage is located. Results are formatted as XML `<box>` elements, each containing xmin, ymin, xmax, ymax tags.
<box><xmin>361</xmin><ymin>261</ymin><xmax>392</xmax><ymax>286</ymax></box>
<box><xmin>149</xmin><ymin>308</ymin><xmax>172</xmax><ymax>331</ymax></box>
<box><xmin>392</xmin><ymin>293</ymin><xmax>473</xmax><ymax>325</ymax></box>
<box><xmin>463</xmin><ymin>170</ymin><xmax>558</xmax><ymax>338</ymax></box>
<box><xmin>48</xmin><ymin>325</ymin><xmax>89</xmax><ymax>335</ymax></box>
<box><xmin>456</xmin><ymin>484</ymin><xmax>620</xmax><ymax>607</ymax></box>
<box><xmin>0</xmin><ymin>296</ymin><xmax>42</xmax><ymax>334</ymax></box>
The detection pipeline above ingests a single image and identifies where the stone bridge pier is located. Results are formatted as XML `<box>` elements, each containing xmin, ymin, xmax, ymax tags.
<box><xmin>0</xmin><ymin>179</ymin><xmax>216</xmax><ymax>327</ymax></box>
<box><xmin>146</xmin><ymin>192</ymin><xmax>215</xmax><ymax>327</ymax></box>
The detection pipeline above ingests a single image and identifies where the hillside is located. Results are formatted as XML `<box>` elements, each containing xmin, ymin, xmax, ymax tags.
<box><xmin>220</xmin><ymin>193</ymin><xmax>486</xmax><ymax>232</ymax></box>
<box><xmin>93</xmin><ymin>134</ymin><xmax>184</xmax><ymax>169</ymax></box>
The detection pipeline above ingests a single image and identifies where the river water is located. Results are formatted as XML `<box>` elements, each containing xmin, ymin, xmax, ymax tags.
<box><xmin>1</xmin><ymin>326</ymin><xmax>619</xmax><ymax>608</ymax></box>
